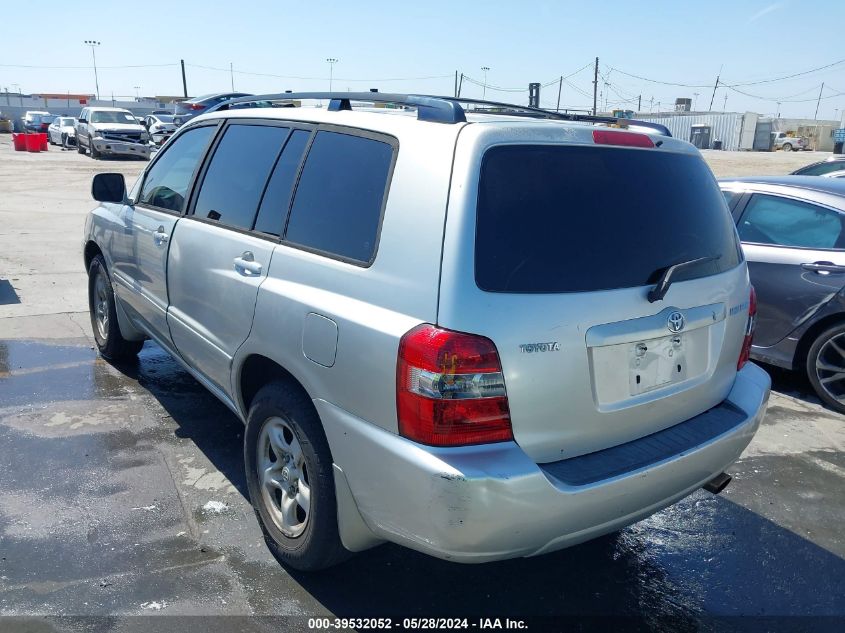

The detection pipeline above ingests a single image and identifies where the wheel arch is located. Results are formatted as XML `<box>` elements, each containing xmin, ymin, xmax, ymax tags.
<box><xmin>795</xmin><ymin>312</ymin><xmax>845</xmax><ymax>370</ymax></box>
<box><xmin>84</xmin><ymin>240</ymin><xmax>103</xmax><ymax>271</ymax></box>
<box><xmin>236</xmin><ymin>354</ymin><xmax>314</xmax><ymax>419</ymax></box>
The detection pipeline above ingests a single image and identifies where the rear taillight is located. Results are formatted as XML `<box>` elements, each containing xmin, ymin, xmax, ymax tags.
<box><xmin>737</xmin><ymin>286</ymin><xmax>757</xmax><ymax>370</ymax></box>
<box><xmin>397</xmin><ymin>324</ymin><xmax>513</xmax><ymax>446</ymax></box>
<box><xmin>592</xmin><ymin>129</ymin><xmax>655</xmax><ymax>148</ymax></box>
<box><xmin>189</xmin><ymin>103</ymin><xmax>206</xmax><ymax>111</ymax></box>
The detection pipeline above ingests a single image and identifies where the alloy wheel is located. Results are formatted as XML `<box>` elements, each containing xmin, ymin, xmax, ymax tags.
<box><xmin>256</xmin><ymin>417</ymin><xmax>311</xmax><ymax>538</ymax></box>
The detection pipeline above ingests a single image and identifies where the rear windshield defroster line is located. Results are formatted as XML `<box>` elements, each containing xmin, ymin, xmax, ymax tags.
<box><xmin>474</xmin><ymin>144</ymin><xmax>741</xmax><ymax>293</ymax></box>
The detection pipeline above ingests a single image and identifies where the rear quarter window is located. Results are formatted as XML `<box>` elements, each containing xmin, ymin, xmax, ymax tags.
<box><xmin>283</xmin><ymin>130</ymin><xmax>395</xmax><ymax>265</ymax></box>
<box><xmin>475</xmin><ymin>144</ymin><xmax>741</xmax><ymax>293</ymax></box>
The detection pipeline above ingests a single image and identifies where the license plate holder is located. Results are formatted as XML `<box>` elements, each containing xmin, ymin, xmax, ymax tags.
<box><xmin>629</xmin><ymin>333</ymin><xmax>687</xmax><ymax>395</ymax></box>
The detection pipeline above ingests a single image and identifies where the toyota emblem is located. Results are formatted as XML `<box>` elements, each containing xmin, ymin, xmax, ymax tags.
<box><xmin>667</xmin><ymin>311</ymin><xmax>685</xmax><ymax>333</ymax></box>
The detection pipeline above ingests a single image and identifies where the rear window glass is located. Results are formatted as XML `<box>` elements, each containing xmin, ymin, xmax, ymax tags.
<box><xmin>475</xmin><ymin>145</ymin><xmax>741</xmax><ymax>293</ymax></box>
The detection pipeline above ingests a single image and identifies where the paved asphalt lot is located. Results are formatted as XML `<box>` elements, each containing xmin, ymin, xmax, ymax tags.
<box><xmin>1</xmin><ymin>134</ymin><xmax>844</xmax><ymax>630</ymax></box>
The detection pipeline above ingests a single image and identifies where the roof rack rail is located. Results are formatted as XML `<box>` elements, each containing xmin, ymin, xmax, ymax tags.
<box><xmin>207</xmin><ymin>92</ymin><xmax>467</xmax><ymax>124</ymax></box>
<box><xmin>206</xmin><ymin>92</ymin><xmax>672</xmax><ymax>136</ymax></box>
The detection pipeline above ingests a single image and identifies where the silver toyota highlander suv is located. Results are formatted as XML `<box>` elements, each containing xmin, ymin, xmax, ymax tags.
<box><xmin>82</xmin><ymin>93</ymin><xmax>770</xmax><ymax>570</ymax></box>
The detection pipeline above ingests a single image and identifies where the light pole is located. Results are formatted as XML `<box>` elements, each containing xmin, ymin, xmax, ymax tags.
<box><xmin>84</xmin><ymin>40</ymin><xmax>101</xmax><ymax>101</ymax></box>
<box><xmin>11</xmin><ymin>83</ymin><xmax>22</xmax><ymax>107</ymax></box>
<box><xmin>326</xmin><ymin>58</ymin><xmax>338</xmax><ymax>93</ymax></box>
<box><xmin>776</xmin><ymin>101</ymin><xmax>782</xmax><ymax>118</ymax></box>
<box><xmin>481</xmin><ymin>66</ymin><xmax>490</xmax><ymax>100</ymax></box>
<box><xmin>134</xmin><ymin>86</ymin><xmax>141</xmax><ymax>100</ymax></box>
<box><xmin>693</xmin><ymin>92</ymin><xmax>700</xmax><ymax>111</ymax></box>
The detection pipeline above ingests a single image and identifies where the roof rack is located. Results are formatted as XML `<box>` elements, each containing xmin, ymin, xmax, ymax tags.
<box><xmin>206</xmin><ymin>92</ymin><xmax>672</xmax><ymax>136</ymax></box>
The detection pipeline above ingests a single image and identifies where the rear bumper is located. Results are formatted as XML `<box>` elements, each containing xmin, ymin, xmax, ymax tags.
<box><xmin>318</xmin><ymin>363</ymin><xmax>770</xmax><ymax>563</ymax></box>
<box><xmin>92</xmin><ymin>138</ymin><xmax>151</xmax><ymax>158</ymax></box>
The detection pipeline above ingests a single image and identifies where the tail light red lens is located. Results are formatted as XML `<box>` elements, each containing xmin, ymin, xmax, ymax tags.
<box><xmin>592</xmin><ymin>129</ymin><xmax>655</xmax><ymax>148</ymax></box>
<box><xmin>397</xmin><ymin>324</ymin><xmax>513</xmax><ymax>446</ymax></box>
<box><xmin>737</xmin><ymin>286</ymin><xmax>757</xmax><ymax>370</ymax></box>
<box><xmin>189</xmin><ymin>103</ymin><xmax>206</xmax><ymax>111</ymax></box>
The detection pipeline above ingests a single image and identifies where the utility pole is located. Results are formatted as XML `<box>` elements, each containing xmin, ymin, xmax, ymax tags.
<box><xmin>776</xmin><ymin>101</ymin><xmax>781</xmax><ymax>118</ymax></box>
<box><xmin>230</xmin><ymin>63</ymin><xmax>234</xmax><ymax>91</ymax></box>
<box><xmin>133</xmin><ymin>86</ymin><xmax>141</xmax><ymax>99</ymax></box>
<box><xmin>454</xmin><ymin>70</ymin><xmax>458</xmax><ymax>97</ymax></box>
<box><xmin>709</xmin><ymin>64</ymin><xmax>722</xmax><ymax>112</ymax></box>
<box><xmin>723</xmin><ymin>93</ymin><xmax>728</xmax><ymax>111</ymax></box>
<box><xmin>180</xmin><ymin>59</ymin><xmax>188</xmax><ymax>98</ymax></box>
<box><xmin>693</xmin><ymin>92</ymin><xmax>699</xmax><ymax>111</ymax></box>
<box><xmin>83</xmin><ymin>40</ymin><xmax>101</xmax><ymax>101</ymax></box>
<box><xmin>637</xmin><ymin>94</ymin><xmax>641</xmax><ymax>112</ymax></box>
<box><xmin>326</xmin><ymin>58</ymin><xmax>338</xmax><ymax>92</ymax></box>
<box><xmin>457</xmin><ymin>73</ymin><xmax>464</xmax><ymax>97</ymax></box>
<box><xmin>815</xmin><ymin>82</ymin><xmax>824</xmax><ymax>120</ymax></box>
<box><xmin>556</xmin><ymin>76</ymin><xmax>563</xmax><ymax>112</ymax></box>
<box><xmin>481</xmin><ymin>66</ymin><xmax>490</xmax><ymax>100</ymax></box>
<box><xmin>592</xmin><ymin>57</ymin><xmax>599</xmax><ymax>115</ymax></box>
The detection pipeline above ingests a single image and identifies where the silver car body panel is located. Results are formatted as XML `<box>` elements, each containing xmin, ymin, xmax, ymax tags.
<box><xmin>83</xmin><ymin>105</ymin><xmax>769</xmax><ymax>562</ymax></box>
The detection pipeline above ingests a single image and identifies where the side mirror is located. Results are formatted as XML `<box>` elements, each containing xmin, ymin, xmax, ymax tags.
<box><xmin>78</xmin><ymin>118</ymin><xmax>87</xmax><ymax>123</ymax></box>
<box><xmin>92</xmin><ymin>173</ymin><xmax>127</xmax><ymax>203</ymax></box>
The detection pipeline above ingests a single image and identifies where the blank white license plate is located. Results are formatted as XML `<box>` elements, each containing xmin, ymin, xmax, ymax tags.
<box><xmin>629</xmin><ymin>333</ymin><xmax>688</xmax><ymax>395</ymax></box>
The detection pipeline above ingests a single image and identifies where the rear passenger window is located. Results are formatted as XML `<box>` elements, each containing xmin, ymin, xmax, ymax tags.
<box><xmin>138</xmin><ymin>125</ymin><xmax>215</xmax><ymax>212</ymax></box>
<box><xmin>194</xmin><ymin>124</ymin><xmax>289</xmax><ymax>230</ymax></box>
<box><xmin>738</xmin><ymin>194</ymin><xmax>844</xmax><ymax>249</ymax></box>
<box><xmin>284</xmin><ymin>131</ymin><xmax>394</xmax><ymax>264</ymax></box>
<box><xmin>253</xmin><ymin>129</ymin><xmax>310</xmax><ymax>236</ymax></box>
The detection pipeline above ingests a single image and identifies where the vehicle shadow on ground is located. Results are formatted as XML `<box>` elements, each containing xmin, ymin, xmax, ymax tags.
<box><xmin>105</xmin><ymin>344</ymin><xmax>845</xmax><ymax>621</ymax></box>
<box><xmin>287</xmin><ymin>495</ymin><xmax>845</xmax><ymax>619</ymax></box>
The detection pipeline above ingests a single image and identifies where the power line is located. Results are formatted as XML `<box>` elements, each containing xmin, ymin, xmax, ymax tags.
<box><xmin>0</xmin><ymin>62</ymin><xmax>178</xmax><ymax>69</ymax></box>
<box><xmin>725</xmin><ymin>58</ymin><xmax>845</xmax><ymax>86</ymax></box>
<box><xmin>186</xmin><ymin>63</ymin><xmax>452</xmax><ymax>82</ymax></box>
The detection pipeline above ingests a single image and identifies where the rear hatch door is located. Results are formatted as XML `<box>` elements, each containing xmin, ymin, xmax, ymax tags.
<box><xmin>438</xmin><ymin>123</ymin><xmax>751</xmax><ymax>463</ymax></box>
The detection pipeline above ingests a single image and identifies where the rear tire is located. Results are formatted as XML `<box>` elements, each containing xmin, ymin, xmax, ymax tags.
<box><xmin>87</xmin><ymin>255</ymin><xmax>143</xmax><ymax>361</ymax></box>
<box><xmin>806</xmin><ymin>323</ymin><xmax>845</xmax><ymax>414</ymax></box>
<box><xmin>244</xmin><ymin>381</ymin><xmax>349</xmax><ymax>571</ymax></box>
<box><xmin>782</xmin><ymin>143</ymin><xmax>793</xmax><ymax>152</ymax></box>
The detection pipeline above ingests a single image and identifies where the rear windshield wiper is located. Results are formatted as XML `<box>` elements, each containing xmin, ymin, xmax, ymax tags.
<box><xmin>647</xmin><ymin>255</ymin><xmax>720</xmax><ymax>303</ymax></box>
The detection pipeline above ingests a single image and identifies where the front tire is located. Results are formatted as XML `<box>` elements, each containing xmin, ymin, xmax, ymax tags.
<box><xmin>77</xmin><ymin>138</ymin><xmax>86</xmax><ymax>154</ymax></box>
<box><xmin>89</xmin><ymin>135</ymin><xmax>100</xmax><ymax>159</ymax></box>
<box><xmin>244</xmin><ymin>381</ymin><xmax>348</xmax><ymax>571</ymax></box>
<box><xmin>87</xmin><ymin>255</ymin><xmax>143</xmax><ymax>361</ymax></box>
<box><xmin>806</xmin><ymin>323</ymin><xmax>845</xmax><ymax>414</ymax></box>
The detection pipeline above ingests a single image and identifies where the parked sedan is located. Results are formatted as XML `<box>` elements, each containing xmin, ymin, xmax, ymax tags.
<box><xmin>720</xmin><ymin>176</ymin><xmax>845</xmax><ymax>412</ymax></box>
<box><xmin>142</xmin><ymin>114</ymin><xmax>176</xmax><ymax>146</ymax></box>
<box><xmin>792</xmin><ymin>155</ymin><xmax>845</xmax><ymax>176</ymax></box>
<box><xmin>48</xmin><ymin>116</ymin><xmax>78</xmax><ymax>146</ymax></box>
<box><xmin>172</xmin><ymin>92</ymin><xmax>251</xmax><ymax>126</ymax></box>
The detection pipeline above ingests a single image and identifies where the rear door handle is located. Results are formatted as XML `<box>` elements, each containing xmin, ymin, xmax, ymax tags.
<box><xmin>234</xmin><ymin>251</ymin><xmax>262</xmax><ymax>276</ymax></box>
<box><xmin>801</xmin><ymin>261</ymin><xmax>845</xmax><ymax>275</ymax></box>
<box><xmin>152</xmin><ymin>226</ymin><xmax>169</xmax><ymax>245</ymax></box>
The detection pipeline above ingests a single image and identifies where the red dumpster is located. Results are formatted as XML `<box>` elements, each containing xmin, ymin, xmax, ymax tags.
<box><xmin>12</xmin><ymin>133</ymin><xmax>26</xmax><ymax>151</ymax></box>
<box><xmin>25</xmin><ymin>134</ymin><xmax>41</xmax><ymax>152</ymax></box>
<box><xmin>40</xmin><ymin>133</ymin><xmax>48</xmax><ymax>151</ymax></box>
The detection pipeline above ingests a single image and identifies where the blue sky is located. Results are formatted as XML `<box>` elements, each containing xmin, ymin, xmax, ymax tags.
<box><xmin>1</xmin><ymin>0</ymin><xmax>844</xmax><ymax>119</ymax></box>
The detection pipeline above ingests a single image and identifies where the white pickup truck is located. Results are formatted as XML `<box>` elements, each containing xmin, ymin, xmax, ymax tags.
<box><xmin>76</xmin><ymin>106</ymin><xmax>151</xmax><ymax>159</ymax></box>
<box><xmin>774</xmin><ymin>132</ymin><xmax>807</xmax><ymax>152</ymax></box>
